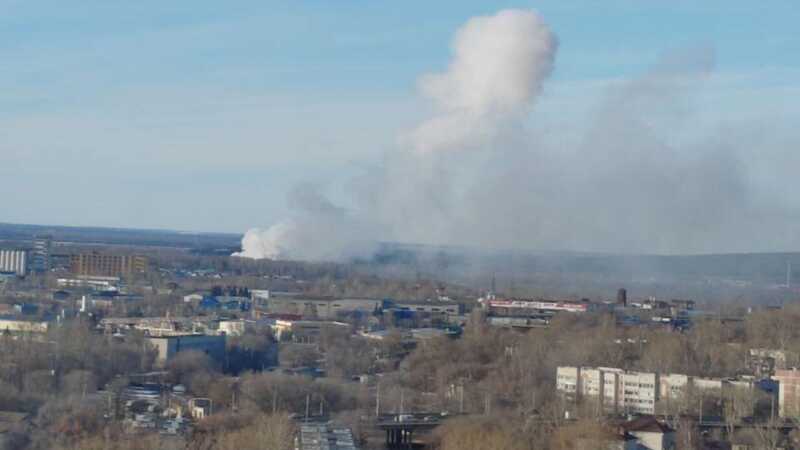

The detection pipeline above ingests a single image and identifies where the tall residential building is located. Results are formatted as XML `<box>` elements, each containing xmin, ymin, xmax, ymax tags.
<box><xmin>557</xmin><ymin>366</ymin><xmax>658</xmax><ymax>414</ymax></box>
<box><xmin>774</xmin><ymin>368</ymin><xmax>800</xmax><ymax>418</ymax></box>
<box><xmin>31</xmin><ymin>235</ymin><xmax>52</xmax><ymax>273</ymax></box>
<box><xmin>557</xmin><ymin>366</ymin><xmax>746</xmax><ymax>416</ymax></box>
<box><xmin>0</xmin><ymin>250</ymin><xmax>27</xmax><ymax>276</ymax></box>
<box><xmin>70</xmin><ymin>253</ymin><xmax>148</xmax><ymax>278</ymax></box>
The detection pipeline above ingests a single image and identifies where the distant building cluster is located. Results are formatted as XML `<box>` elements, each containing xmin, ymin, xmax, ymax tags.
<box><xmin>0</xmin><ymin>236</ymin><xmax>53</xmax><ymax>279</ymax></box>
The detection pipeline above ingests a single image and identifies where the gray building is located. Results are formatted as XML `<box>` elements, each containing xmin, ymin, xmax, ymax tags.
<box><xmin>146</xmin><ymin>334</ymin><xmax>226</xmax><ymax>367</ymax></box>
<box><xmin>31</xmin><ymin>236</ymin><xmax>52</xmax><ymax>273</ymax></box>
<box><xmin>264</xmin><ymin>297</ymin><xmax>383</xmax><ymax>320</ymax></box>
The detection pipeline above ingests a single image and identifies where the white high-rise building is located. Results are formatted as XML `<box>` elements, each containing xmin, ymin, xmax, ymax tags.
<box><xmin>0</xmin><ymin>250</ymin><xmax>27</xmax><ymax>276</ymax></box>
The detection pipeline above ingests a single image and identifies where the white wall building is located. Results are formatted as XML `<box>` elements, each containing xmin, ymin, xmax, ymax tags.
<box><xmin>558</xmin><ymin>366</ymin><xmax>748</xmax><ymax>415</ymax></box>
<box><xmin>0</xmin><ymin>250</ymin><xmax>27</xmax><ymax>276</ymax></box>
<box><xmin>557</xmin><ymin>366</ymin><xmax>658</xmax><ymax>414</ymax></box>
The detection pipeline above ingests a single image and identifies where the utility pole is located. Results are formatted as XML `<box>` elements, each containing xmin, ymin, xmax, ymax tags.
<box><xmin>376</xmin><ymin>384</ymin><xmax>381</xmax><ymax>418</ymax></box>
<box><xmin>459</xmin><ymin>385</ymin><xmax>464</xmax><ymax>414</ymax></box>
<box><xmin>305</xmin><ymin>394</ymin><xmax>310</xmax><ymax>421</ymax></box>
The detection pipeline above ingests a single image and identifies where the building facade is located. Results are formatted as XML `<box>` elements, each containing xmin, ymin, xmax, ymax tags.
<box><xmin>774</xmin><ymin>368</ymin><xmax>800</xmax><ymax>418</ymax></box>
<box><xmin>558</xmin><ymin>366</ymin><xmax>748</xmax><ymax>416</ymax></box>
<box><xmin>264</xmin><ymin>297</ymin><xmax>384</xmax><ymax>320</ymax></box>
<box><xmin>0</xmin><ymin>318</ymin><xmax>49</xmax><ymax>334</ymax></box>
<box><xmin>557</xmin><ymin>367</ymin><xmax>658</xmax><ymax>414</ymax></box>
<box><xmin>70</xmin><ymin>253</ymin><xmax>148</xmax><ymax>278</ymax></box>
<box><xmin>0</xmin><ymin>250</ymin><xmax>26</xmax><ymax>276</ymax></box>
<box><xmin>146</xmin><ymin>334</ymin><xmax>226</xmax><ymax>367</ymax></box>
<box><xmin>31</xmin><ymin>236</ymin><xmax>51</xmax><ymax>273</ymax></box>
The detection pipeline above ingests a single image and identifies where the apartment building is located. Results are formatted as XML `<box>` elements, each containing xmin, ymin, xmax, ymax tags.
<box><xmin>774</xmin><ymin>368</ymin><xmax>800</xmax><ymax>418</ymax></box>
<box><xmin>558</xmin><ymin>367</ymin><xmax>748</xmax><ymax>415</ymax></box>
<box><xmin>556</xmin><ymin>367</ymin><xmax>658</xmax><ymax>414</ymax></box>
<box><xmin>620</xmin><ymin>371</ymin><xmax>659</xmax><ymax>414</ymax></box>
<box><xmin>69</xmin><ymin>253</ymin><xmax>147</xmax><ymax>278</ymax></box>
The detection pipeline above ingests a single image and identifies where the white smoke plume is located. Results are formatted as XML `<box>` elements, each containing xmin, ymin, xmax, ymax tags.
<box><xmin>236</xmin><ymin>9</ymin><xmax>800</xmax><ymax>261</ymax></box>
<box><xmin>236</xmin><ymin>9</ymin><xmax>557</xmax><ymax>260</ymax></box>
<box><xmin>233</xmin><ymin>183</ymin><xmax>379</xmax><ymax>260</ymax></box>
<box><xmin>411</xmin><ymin>9</ymin><xmax>557</xmax><ymax>153</ymax></box>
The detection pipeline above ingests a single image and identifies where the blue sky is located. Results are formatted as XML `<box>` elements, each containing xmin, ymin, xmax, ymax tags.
<box><xmin>1</xmin><ymin>1</ymin><xmax>798</xmax><ymax>233</ymax></box>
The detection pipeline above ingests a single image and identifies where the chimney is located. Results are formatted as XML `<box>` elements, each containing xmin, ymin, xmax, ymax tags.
<box><xmin>617</xmin><ymin>288</ymin><xmax>627</xmax><ymax>307</ymax></box>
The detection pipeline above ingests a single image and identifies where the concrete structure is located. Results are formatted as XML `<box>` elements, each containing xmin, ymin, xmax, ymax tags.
<box><xmin>269</xmin><ymin>319</ymin><xmax>350</xmax><ymax>342</ymax></box>
<box><xmin>557</xmin><ymin>367</ymin><xmax>657</xmax><ymax>414</ymax></box>
<box><xmin>31</xmin><ymin>235</ymin><xmax>51</xmax><ymax>273</ymax></box>
<box><xmin>251</xmin><ymin>289</ymin><xmax>270</xmax><ymax>303</ymax></box>
<box><xmin>620</xmin><ymin>371</ymin><xmax>659</xmax><ymax>414</ymax></box>
<box><xmin>620</xmin><ymin>416</ymin><xmax>675</xmax><ymax>450</ymax></box>
<box><xmin>393</xmin><ymin>301</ymin><xmax>463</xmax><ymax>316</ymax></box>
<box><xmin>488</xmin><ymin>298</ymin><xmax>594</xmax><ymax>314</ymax></box>
<box><xmin>57</xmin><ymin>275</ymin><xmax>120</xmax><ymax>290</ymax></box>
<box><xmin>146</xmin><ymin>334</ymin><xmax>226</xmax><ymax>367</ymax></box>
<box><xmin>296</xmin><ymin>424</ymin><xmax>357</xmax><ymax>450</ymax></box>
<box><xmin>749</xmin><ymin>348</ymin><xmax>788</xmax><ymax>377</ymax></box>
<box><xmin>0</xmin><ymin>317</ymin><xmax>49</xmax><ymax>334</ymax></box>
<box><xmin>774</xmin><ymin>368</ymin><xmax>800</xmax><ymax>418</ymax></box>
<box><xmin>659</xmin><ymin>373</ymin><xmax>690</xmax><ymax>405</ymax></box>
<box><xmin>218</xmin><ymin>319</ymin><xmax>249</xmax><ymax>336</ymax></box>
<box><xmin>264</xmin><ymin>297</ymin><xmax>383</xmax><ymax>320</ymax></box>
<box><xmin>558</xmin><ymin>367</ymin><xmax>748</xmax><ymax>415</ymax></box>
<box><xmin>617</xmin><ymin>288</ymin><xmax>627</xmax><ymax>306</ymax></box>
<box><xmin>69</xmin><ymin>253</ymin><xmax>147</xmax><ymax>278</ymax></box>
<box><xmin>0</xmin><ymin>250</ymin><xmax>26</xmax><ymax>277</ymax></box>
<box><xmin>183</xmin><ymin>293</ymin><xmax>203</xmax><ymax>303</ymax></box>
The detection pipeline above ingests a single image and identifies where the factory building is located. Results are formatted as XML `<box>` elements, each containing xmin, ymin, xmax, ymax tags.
<box><xmin>146</xmin><ymin>334</ymin><xmax>226</xmax><ymax>367</ymax></box>
<box><xmin>0</xmin><ymin>250</ymin><xmax>27</xmax><ymax>276</ymax></box>
<box><xmin>263</xmin><ymin>297</ymin><xmax>385</xmax><ymax>320</ymax></box>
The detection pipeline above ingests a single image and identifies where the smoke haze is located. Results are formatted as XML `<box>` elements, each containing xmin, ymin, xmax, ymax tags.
<box><xmin>236</xmin><ymin>9</ymin><xmax>800</xmax><ymax>261</ymax></box>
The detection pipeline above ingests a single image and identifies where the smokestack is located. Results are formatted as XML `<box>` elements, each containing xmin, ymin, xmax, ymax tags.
<box><xmin>617</xmin><ymin>288</ymin><xmax>627</xmax><ymax>307</ymax></box>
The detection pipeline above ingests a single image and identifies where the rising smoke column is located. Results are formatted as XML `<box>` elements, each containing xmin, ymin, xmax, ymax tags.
<box><xmin>236</xmin><ymin>9</ymin><xmax>557</xmax><ymax>260</ymax></box>
<box><xmin>411</xmin><ymin>9</ymin><xmax>557</xmax><ymax>154</ymax></box>
<box><xmin>235</xmin><ymin>8</ymin><xmax>799</xmax><ymax>260</ymax></box>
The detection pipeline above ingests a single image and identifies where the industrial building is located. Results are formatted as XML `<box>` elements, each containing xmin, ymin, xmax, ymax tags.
<box><xmin>0</xmin><ymin>250</ymin><xmax>27</xmax><ymax>276</ymax></box>
<box><xmin>263</xmin><ymin>297</ymin><xmax>385</xmax><ymax>320</ymax></box>
<box><xmin>392</xmin><ymin>300</ymin><xmax>464</xmax><ymax>316</ymax></box>
<box><xmin>486</xmin><ymin>298</ymin><xmax>596</xmax><ymax>315</ymax></box>
<box><xmin>70</xmin><ymin>253</ymin><xmax>148</xmax><ymax>278</ymax></box>
<box><xmin>146</xmin><ymin>334</ymin><xmax>226</xmax><ymax>367</ymax></box>
<box><xmin>0</xmin><ymin>317</ymin><xmax>50</xmax><ymax>334</ymax></box>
